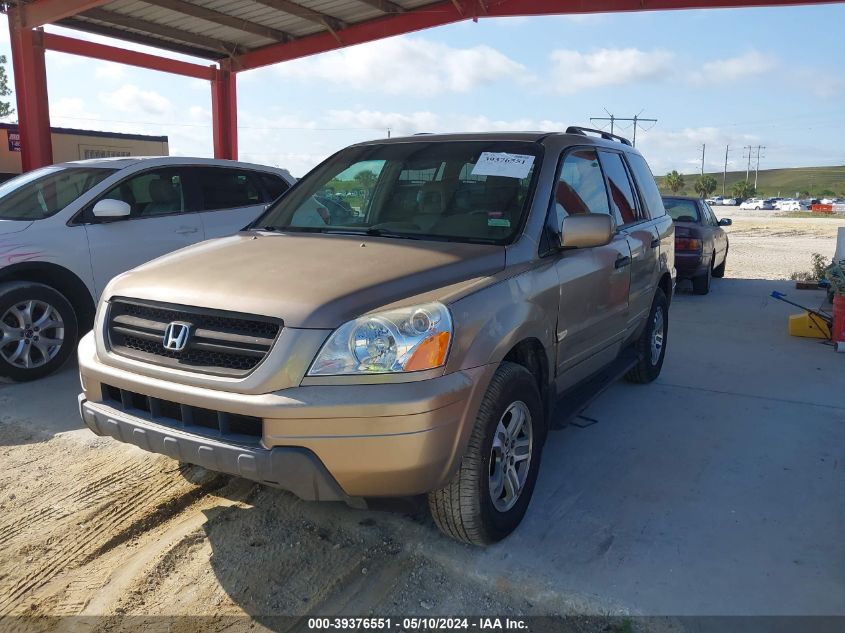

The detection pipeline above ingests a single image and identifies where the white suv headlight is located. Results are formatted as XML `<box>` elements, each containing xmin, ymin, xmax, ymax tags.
<box><xmin>307</xmin><ymin>302</ymin><xmax>452</xmax><ymax>376</ymax></box>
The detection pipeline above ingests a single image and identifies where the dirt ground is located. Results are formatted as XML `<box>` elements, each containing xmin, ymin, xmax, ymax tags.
<box><xmin>713</xmin><ymin>209</ymin><xmax>845</xmax><ymax>281</ymax></box>
<box><xmin>1</xmin><ymin>213</ymin><xmax>843</xmax><ymax>629</ymax></box>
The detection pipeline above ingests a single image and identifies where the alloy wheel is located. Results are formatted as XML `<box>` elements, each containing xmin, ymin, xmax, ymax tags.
<box><xmin>489</xmin><ymin>401</ymin><xmax>533</xmax><ymax>512</ymax></box>
<box><xmin>0</xmin><ymin>300</ymin><xmax>65</xmax><ymax>369</ymax></box>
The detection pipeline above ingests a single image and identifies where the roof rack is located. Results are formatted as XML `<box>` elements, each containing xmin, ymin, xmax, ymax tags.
<box><xmin>565</xmin><ymin>126</ymin><xmax>633</xmax><ymax>146</ymax></box>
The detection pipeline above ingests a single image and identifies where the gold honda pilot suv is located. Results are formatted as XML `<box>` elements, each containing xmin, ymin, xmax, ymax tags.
<box><xmin>78</xmin><ymin>129</ymin><xmax>675</xmax><ymax>545</ymax></box>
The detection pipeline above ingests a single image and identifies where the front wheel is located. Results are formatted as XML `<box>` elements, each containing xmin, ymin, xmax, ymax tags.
<box><xmin>428</xmin><ymin>362</ymin><xmax>544</xmax><ymax>546</ymax></box>
<box><xmin>0</xmin><ymin>282</ymin><xmax>78</xmax><ymax>381</ymax></box>
<box><xmin>626</xmin><ymin>288</ymin><xmax>669</xmax><ymax>384</ymax></box>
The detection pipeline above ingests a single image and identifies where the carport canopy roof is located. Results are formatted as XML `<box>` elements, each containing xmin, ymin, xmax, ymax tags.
<box><xmin>4</xmin><ymin>0</ymin><xmax>843</xmax><ymax>71</ymax></box>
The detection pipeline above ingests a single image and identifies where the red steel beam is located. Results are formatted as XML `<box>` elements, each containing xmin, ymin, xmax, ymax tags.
<box><xmin>19</xmin><ymin>0</ymin><xmax>113</xmax><ymax>28</ymax></box>
<box><xmin>211</xmin><ymin>62</ymin><xmax>238</xmax><ymax>160</ymax></box>
<box><xmin>483</xmin><ymin>0</ymin><xmax>845</xmax><ymax>16</ymax></box>
<box><xmin>235</xmin><ymin>0</ymin><xmax>844</xmax><ymax>71</ymax></box>
<box><xmin>8</xmin><ymin>15</ymin><xmax>53</xmax><ymax>170</ymax></box>
<box><xmin>42</xmin><ymin>32</ymin><xmax>215</xmax><ymax>80</ymax></box>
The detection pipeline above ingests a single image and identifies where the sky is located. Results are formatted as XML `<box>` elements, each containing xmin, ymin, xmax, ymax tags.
<box><xmin>0</xmin><ymin>4</ymin><xmax>843</xmax><ymax>178</ymax></box>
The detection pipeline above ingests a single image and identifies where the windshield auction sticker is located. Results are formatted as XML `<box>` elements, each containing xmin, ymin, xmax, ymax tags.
<box><xmin>471</xmin><ymin>152</ymin><xmax>535</xmax><ymax>179</ymax></box>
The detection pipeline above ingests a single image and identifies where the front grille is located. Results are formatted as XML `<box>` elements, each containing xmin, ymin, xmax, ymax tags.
<box><xmin>101</xmin><ymin>383</ymin><xmax>262</xmax><ymax>445</ymax></box>
<box><xmin>107</xmin><ymin>298</ymin><xmax>282</xmax><ymax>377</ymax></box>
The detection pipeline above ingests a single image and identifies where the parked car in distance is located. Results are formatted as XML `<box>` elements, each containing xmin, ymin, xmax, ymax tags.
<box><xmin>705</xmin><ymin>196</ymin><xmax>723</xmax><ymax>205</ymax></box>
<box><xmin>0</xmin><ymin>157</ymin><xmax>294</xmax><ymax>381</ymax></box>
<box><xmin>662</xmin><ymin>195</ymin><xmax>730</xmax><ymax>295</ymax></box>
<box><xmin>739</xmin><ymin>198</ymin><xmax>773</xmax><ymax>210</ymax></box>
<box><xmin>775</xmin><ymin>199</ymin><xmax>808</xmax><ymax>212</ymax></box>
<box><xmin>78</xmin><ymin>128</ymin><xmax>675</xmax><ymax>545</ymax></box>
<box><xmin>721</xmin><ymin>197</ymin><xmax>739</xmax><ymax>206</ymax></box>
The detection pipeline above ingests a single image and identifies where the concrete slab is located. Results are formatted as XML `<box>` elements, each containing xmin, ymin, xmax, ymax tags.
<box><xmin>476</xmin><ymin>278</ymin><xmax>845</xmax><ymax>615</ymax></box>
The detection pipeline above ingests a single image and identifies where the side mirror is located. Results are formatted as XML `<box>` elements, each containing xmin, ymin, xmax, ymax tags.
<box><xmin>719</xmin><ymin>218</ymin><xmax>732</xmax><ymax>226</ymax></box>
<box><xmin>92</xmin><ymin>199</ymin><xmax>131</xmax><ymax>218</ymax></box>
<box><xmin>560</xmin><ymin>214</ymin><xmax>614</xmax><ymax>249</ymax></box>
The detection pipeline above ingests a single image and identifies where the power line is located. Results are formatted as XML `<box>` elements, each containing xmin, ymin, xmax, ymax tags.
<box><xmin>589</xmin><ymin>109</ymin><xmax>657</xmax><ymax>147</ymax></box>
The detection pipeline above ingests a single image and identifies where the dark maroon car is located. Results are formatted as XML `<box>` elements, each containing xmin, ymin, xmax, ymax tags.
<box><xmin>662</xmin><ymin>196</ymin><xmax>731</xmax><ymax>295</ymax></box>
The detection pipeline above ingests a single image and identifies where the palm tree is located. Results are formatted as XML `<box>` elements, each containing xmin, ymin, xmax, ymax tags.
<box><xmin>694</xmin><ymin>175</ymin><xmax>718</xmax><ymax>199</ymax></box>
<box><xmin>664</xmin><ymin>170</ymin><xmax>685</xmax><ymax>193</ymax></box>
<box><xmin>731</xmin><ymin>180</ymin><xmax>755</xmax><ymax>200</ymax></box>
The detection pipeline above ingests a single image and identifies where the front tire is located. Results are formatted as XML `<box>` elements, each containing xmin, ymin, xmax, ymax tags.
<box><xmin>626</xmin><ymin>288</ymin><xmax>668</xmax><ymax>384</ymax></box>
<box><xmin>0</xmin><ymin>282</ymin><xmax>78</xmax><ymax>382</ymax></box>
<box><xmin>428</xmin><ymin>362</ymin><xmax>544</xmax><ymax>546</ymax></box>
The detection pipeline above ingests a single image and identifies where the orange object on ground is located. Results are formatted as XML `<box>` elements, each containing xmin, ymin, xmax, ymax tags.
<box><xmin>833</xmin><ymin>295</ymin><xmax>845</xmax><ymax>344</ymax></box>
<box><xmin>811</xmin><ymin>204</ymin><xmax>833</xmax><ymax>214</ymax></box>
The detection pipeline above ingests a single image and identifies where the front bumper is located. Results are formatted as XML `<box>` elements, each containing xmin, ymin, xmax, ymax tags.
<box><xmin>79</xmin><ymin>395</ymin><xmax>353</xmax><ymax>503</ymax></box>
<box><xmin>78</xmin><ymin>333</ymin><xmax>493</xmax><ymax>499</ymax></box>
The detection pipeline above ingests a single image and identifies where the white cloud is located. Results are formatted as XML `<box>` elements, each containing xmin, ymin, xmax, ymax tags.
<box><xmin>274</xmin><ymin>36</ymin><xmax>529</xmax><ymax>95</ymax></box>
<box><xmin>636</xmin><ymin>126</ymin><xmax>759</xmax><ymax>175</ymax></box>
<box><xmin>691</xmin><ymin>50</ymin><xmax>775</xmax><ymax>84</ymax></box>
<box><xmin>49</xmin><ymin>97</ymin><xmax>101</xmax><ymax>125</ymax></box>
<box><xmin>326</xmin><ymin>110</ymin><xmax>568</xmax><ymax>137</ymax></box>
<box><xmin>94</xmin><ymin>63</ymin><xmax>125</xmax><ymax>81</ymax></box>
<box><xmin>99</xmin><ymin>84</ymin><xmax>172</xmax><ymax>116</ymax></box>
<box><xmin>548</xmin><ymin>48</ymin><xmax>674</xmax><ymax>93</ymax></box>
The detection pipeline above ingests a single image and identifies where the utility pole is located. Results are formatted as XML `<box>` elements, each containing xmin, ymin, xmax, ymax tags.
<box><xmin>744</xmin><ymin>146</ymin><xmax>753</xmax><ymax>181</ymax></box>
<box><xmin>723</xmin><ymin>145</ymin><xmax>730</xmax><ymax>196</ymax></box>
<box><xmin>590</xmin><ymin>110</ymin><xmax>657</xmax><ymax>147</ymax></box>
<box><xmin>753</xmin><ymin>145</ymin><xmax>766</xmax><ymax>190</ymax></box>
<box><xmin>700</xmin><ymin>144</ymin><xmax>706</xmax><ymax>176</ymax></box>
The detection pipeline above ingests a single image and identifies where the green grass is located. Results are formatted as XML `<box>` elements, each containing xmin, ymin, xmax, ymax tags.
<box><xmin>777</xmin><ymin>211</ymin><xmax>845</xmax><ymax>219</ymax></box>
<box><xmin>656</xmin><ymin>165</ymin><xmax>845</xmax><ymax>198</ymax></box>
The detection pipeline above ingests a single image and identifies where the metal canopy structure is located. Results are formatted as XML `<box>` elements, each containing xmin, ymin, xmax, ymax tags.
<box><xmin>3</xmin><ymin>0</ymin><xmax>842</xmax><ymax>172</ymax></box>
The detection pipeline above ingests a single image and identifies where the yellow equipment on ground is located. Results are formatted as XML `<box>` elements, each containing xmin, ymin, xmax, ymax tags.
<box><xmin>789</xmin><ymin>312</ymin><xmax>832</xmax><ymax>339</ymax></box>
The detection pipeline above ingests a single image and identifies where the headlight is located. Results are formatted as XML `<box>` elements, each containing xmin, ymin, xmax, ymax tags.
<box><xmin>307</xmin><ymin>302</ymin><xmax>452</xmax><ymax>376</ymax></box>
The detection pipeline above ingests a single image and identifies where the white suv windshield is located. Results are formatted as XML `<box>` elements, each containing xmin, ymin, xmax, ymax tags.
<box><xmin>0</xmin><ymin>166</ymin><xmax>116</xmax><ymax>221</ymax></box>
<box><xmin>257</xmin><ymin>140</ymin><xmax>542</xmax><ymax>244</ymax></box>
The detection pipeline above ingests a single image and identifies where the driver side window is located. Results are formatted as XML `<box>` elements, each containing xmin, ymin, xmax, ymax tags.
<box><xmin>550</xmin><ymin>148</ymin><xmax>611</xmax><ymax>233</ymax></box>
<box><xmin>98</xmin><ymin>169</ymin><xmax>185</xmax><ymax>220</ymax></box>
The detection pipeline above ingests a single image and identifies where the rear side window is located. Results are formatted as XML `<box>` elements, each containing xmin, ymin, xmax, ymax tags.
<box><xmin>259</xmin><ymin>174</ymin><xmax>291</xmax><ymax>201</ymax></box>
<box><xmin>551</xmin><ymin>148</ymin><xmax>610</xmax><ymax>231</ymax></box>
<box><xmin>195</xmin><ymin>168</ymin><xmax>262</xmax><ymax>211</ymax></box>
<box><xmin>598</xmin><ymin>151</ymin><xmax>642</xmax><ymax>226</ymax></box>
<box><xmin>626</xmin><ymin>153</ymin><xmax>666</xmax><ymax>218</ymax></box>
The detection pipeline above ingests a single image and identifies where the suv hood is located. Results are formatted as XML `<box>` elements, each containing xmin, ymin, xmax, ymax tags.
<box><xmin>0</xmin><ymin>220</ymin><xmax>32</xmax><ymax>236</ymax></box>
<box><xmin>107</xmin><ymin>232</ymin><xmax>506</xmax><ymax>328</ymax></box>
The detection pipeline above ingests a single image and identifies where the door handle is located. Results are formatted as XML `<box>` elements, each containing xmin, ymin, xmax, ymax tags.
<box><xmin>651</xmin><ymin>238</ymin><xmax>660</xmax><ymax>248</ymax></box>
<box><xmin>615</xmin><ymin>255</ymin><xmax>631</xmax><ymax>269</ymax></box>
<box><xmin>176</xmin><ymin>226</ymin><xmax>199</xmax><ymax>235</ymax></box>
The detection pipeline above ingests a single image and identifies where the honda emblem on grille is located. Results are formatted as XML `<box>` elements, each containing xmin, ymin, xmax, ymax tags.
<box><xmin>162</xmin><ymin>321</ymin><xmax>192</xmax><ymax>352</ymax></box>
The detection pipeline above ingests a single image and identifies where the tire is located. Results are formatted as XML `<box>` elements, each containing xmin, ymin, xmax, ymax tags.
<box><xmin>625</xmin><ymin>288</ymin><xmax>669</xmax><ymax>384</ymax></box>
<box><xmin>712</xmin><ymin>248</ymin><xmax>727</xmax><ymax>278</ymax></box>
<box><xmin>692</xmin><ymin>256</ymin><xmax>713</xmax><ymax>295</ymax></box>
<box><xmin>428</xmin><ymin>362</ymin><xmax>544</xmax><ymax>546</ymax></box>
<box><xmin>0</xmin><ymin>282</ymin><xmax>78</xmax><ymax>381</ymax></box>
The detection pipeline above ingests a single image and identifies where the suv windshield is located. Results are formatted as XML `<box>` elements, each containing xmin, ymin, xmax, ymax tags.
<box><xmin>256</xmin><ymin>140</ymin><xmax>542</xmax><ymax>244</ymax></box>
<box><xmin>0</xmin><ymin>166</ymin><xmax>116</xmax><ymax>221</ymax></box>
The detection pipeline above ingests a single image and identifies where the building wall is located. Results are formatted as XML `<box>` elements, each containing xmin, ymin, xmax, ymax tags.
<box><xmin>0</xmin><ymin>128</ymin><xmax>169</xmax><ymax>178</ymax></box>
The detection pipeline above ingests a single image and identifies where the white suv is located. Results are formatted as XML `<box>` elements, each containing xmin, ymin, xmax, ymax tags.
<box><xmin>0</xmin><ymin>156</ymin><xmax>293</xmax><ymax>381</ymax></box>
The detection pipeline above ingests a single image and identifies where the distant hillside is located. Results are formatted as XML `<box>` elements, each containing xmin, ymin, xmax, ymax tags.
<box><xmin>656</xmin><ymin>165</ymin><xmax>845</xmax><ymax>198</ymax></box>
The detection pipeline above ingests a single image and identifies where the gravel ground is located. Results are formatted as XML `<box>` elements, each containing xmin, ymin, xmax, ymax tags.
<box><xmin>1</xmin><ymin>213</ymin><xmax>843</xmax><ymax>630</ymax></box>
<box><xmin>710</xmin><ymin>208</ymin><xmax>845</xmax><ymax>281</ymax></box>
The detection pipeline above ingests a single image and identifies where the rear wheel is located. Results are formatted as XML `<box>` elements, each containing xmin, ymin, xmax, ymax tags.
<box><xmin>428</xmin><ymin>362</ymin><xmax>544</xmax><ymax>546</ymax></box>
<box><xmin>712</xmin><ymin>248</ymin><xmax>727</xmax><ymax>278</ymax></box>
<box><xmin>692</xmin><ymin>255</ymin><xmax>713</xmax><ymax>295</ymax></box>
<box><xmin>0</xmin><ymin>282</ymin><xmax>78</xmax><ymax>382</ymax></box>
<box><xmin>626</xmin><ymin>288</ymin><xmax>668</xmax><ymax>384</ymax></box>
